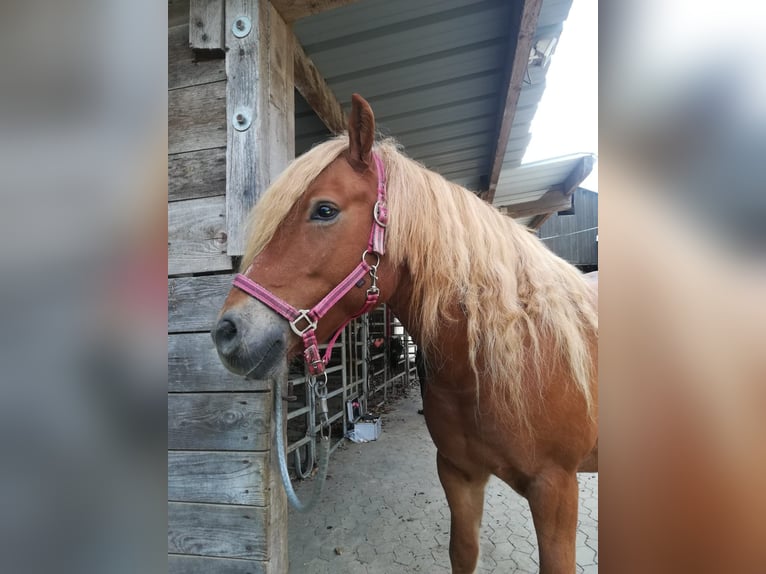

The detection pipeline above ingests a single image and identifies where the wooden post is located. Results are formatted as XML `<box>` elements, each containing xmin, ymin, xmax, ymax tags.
<box><xmin>225</xmin><ymin>2</ymin><xmax>294</xmax><ymax>572</ymax></box>
<box><xmin>225</xmin><ymin>0</ymin><xmax>294</xmax><ymax>257</ymax></box>
<box><xmin>169</xmin><ymin>1</ymin><xmax>295</xmax><ymax>572</ymax></box>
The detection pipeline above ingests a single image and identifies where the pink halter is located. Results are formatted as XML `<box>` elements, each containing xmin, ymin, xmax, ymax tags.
<box><xmin>233</xmin><ymin>152</ymin><xmax>388</xmax><ymax>377</ymax></box>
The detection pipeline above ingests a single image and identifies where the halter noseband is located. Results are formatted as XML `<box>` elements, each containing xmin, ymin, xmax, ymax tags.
<box><xmin>232</xmin><ymin>152</ymin><xmax>388</xmax><ymax>378</ymax></box>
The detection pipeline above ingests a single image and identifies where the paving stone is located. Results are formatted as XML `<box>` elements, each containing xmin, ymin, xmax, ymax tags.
<box><xmin>509</xmin><ymin>533</ymin><xmax>536</xmax><ymax>555</ymax></box>
<box><xmin>393</xmin><ymin>547</ymin><xmax>416</xmax><ymax>566</ymax></box>
<box><xmin>286</xmin><ymin>388</ymin><xmax>598</xmax><ymax>573</ymax></box>
<box><xmin>585</xmin><ymin>536</ymin><xmax>599</xmax><ymax>553</ymax></box>
<box><xmin>511</xmin><ymin>550</ymin><xmax>539</xmax><ymax>573</ymax></box>
<box><xmin>355</xmin><ymin>542</ymin><xmax>376</xmax><ymax>564</ymax></box>
<box><xmin>577</xmin><ymin>543</ymin><xmax>597</xmax><ymax>566</ymax></box>
<box><xmin>494</xmin><ymin>557</ymin><xmax>520</xmax><ymax>572</ymax></box>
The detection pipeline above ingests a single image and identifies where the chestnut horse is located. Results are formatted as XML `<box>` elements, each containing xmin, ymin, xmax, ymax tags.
<box><xmin>213</xmin><ymin>94</ymin><xmax>598</xmax><ymax>573</ymax></box>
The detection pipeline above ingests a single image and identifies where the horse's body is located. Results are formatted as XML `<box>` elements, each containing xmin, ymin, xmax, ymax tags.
<box><xmin>214</xmin><ymin>95</ymin><xmax>598</xmax><ymax>573</ymax></box>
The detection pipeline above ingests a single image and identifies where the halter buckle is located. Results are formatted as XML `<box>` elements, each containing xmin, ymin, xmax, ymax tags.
<box><xmin>290</xmin><ymin>310</ymin><xmax>317</xmax><ymax>337</ymax></box>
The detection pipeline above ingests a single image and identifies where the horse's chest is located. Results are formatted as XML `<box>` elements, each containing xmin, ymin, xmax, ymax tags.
<box><xmin>424</xmin><ymin>387</ymin><xmax>511</xmax><ymax>472</ymax></box>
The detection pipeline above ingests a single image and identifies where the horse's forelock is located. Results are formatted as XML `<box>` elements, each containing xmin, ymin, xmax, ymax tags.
<box><xmin>239</xmin><ymin>136</ymin><xmax>350</xmax><ymax>272</ymax></box>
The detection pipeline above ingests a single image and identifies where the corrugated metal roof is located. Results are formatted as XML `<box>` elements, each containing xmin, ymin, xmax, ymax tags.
<box><xmin>293</xmin><ymin>0</ymin><xmax>574</xmax><ymax>197</ymax></box>
<box><xmin>493</xmin><ymin>152</ymin><xmax>591</xmax><ymax>208</ymax></box>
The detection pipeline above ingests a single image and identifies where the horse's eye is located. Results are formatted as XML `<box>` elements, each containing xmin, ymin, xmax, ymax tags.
<box><xmin>311</xmin><ymin>203</ymin><xmax>339</xmax><ymax>221</ymax></box>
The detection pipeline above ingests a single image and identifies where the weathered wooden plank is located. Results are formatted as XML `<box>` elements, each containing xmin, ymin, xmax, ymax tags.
<box><xmin>168</xmin><ymin>147</ymin><xmax>226</xmax><ymax>202</ymax></box>
<box><xmin>169</xmin><ymin>554</ymin><xmax>266</xmax><ymax>574</ymax></box>
<box><xmin>169</xmin><ymin>333</ymin><xmax>270</xmax><ymax>392</ymax></box>
<box><xmin>170</xmin><ymin>0</ymin><xmax>191</xmax><ymax>27</ymax></box>
<box><xmin>168</xmin><ymin>451</ymin><xmax>267</xmax><ymax>505</ymax></box>
<box><xmin>270</xmin><ymin>0</ymin><xmax>358</xmax><ymax>23</ymax></box>
<box><xmin>168</xmin><ymin>274</ymin><xmax>232</xmax><ymax>332</ymax></box>
<box><xmin>225</xmin><ymin>0</ymin><xmax>269</xmax><ymax>256</ymax></box>
<box><xmin>168</xmin><ymin>502</ymin><xmax>268</xmax><ymax>560</ymax></box>
<box><xmin>168</xmin><ymin>393</ymin><xmax>271</xmax><ymax>450</ymax></box>
<box><xmin>225</xmin><ymin>1</ymin><xmax>295</xmax><ymax>255</ymax></box>
<box><xmin>169</xmin><ymin>80</ymin><xmax>227</xmax><ymax>154</ymax></box>
<box><xmin>169</xmin><ymin>24</ymin><xmax>226</xmax><ymax>91</ymax></box>
<box><xmin>485</xmin><ymin>0</ymin><xmax>544</xmax><ymax>203</ymax></box>
<box><xmin>168</xmin><ymin>196</ymin><xmax>232</xmax><ymax>275</ymax></box>
<box><xmin>293</xmin><ymin>40</ymin><xmax>346</xmax><ymax>134</ymax></box>
<box><xmin>190</xmin><ymin>0</ymin><xmax>225</xmax><ymax>50</ymax></box>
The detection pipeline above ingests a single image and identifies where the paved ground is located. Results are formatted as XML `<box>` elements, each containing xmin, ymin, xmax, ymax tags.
<box><xmin>288</xmin><ymin>386</ymin><xmax>598</xmax><ymax>573</ymax></box>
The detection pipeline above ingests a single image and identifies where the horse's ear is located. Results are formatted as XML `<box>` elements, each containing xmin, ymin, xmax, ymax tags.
<box><xmin>348</xmin><ymin>93</ymin><xmax>375</xmax><ymax>171</ymax></box>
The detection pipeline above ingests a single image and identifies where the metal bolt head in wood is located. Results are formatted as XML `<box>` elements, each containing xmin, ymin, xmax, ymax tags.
<box><xmin>232</xmin><ymin>16</ymin><xmax>251</xmax><ymax>38</ymax></box>
<box><xmin>232</xmin><ymin>109</ymin><xmax>252</xmax><ymax>131</ymax></box>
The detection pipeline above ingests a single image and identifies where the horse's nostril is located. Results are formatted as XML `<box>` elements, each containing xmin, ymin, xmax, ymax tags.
<box><xmin>214</xmin><ymin>317</ymin><xmax>239</xmax><ymax>350</ymax></box>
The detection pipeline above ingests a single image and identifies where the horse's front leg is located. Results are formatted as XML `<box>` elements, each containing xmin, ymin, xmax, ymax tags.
<box><xmin>436</xmin><ymin>451</ymin><xmax>489</xmax><ymax>574</ymax></box>
<box><xmin>527</xmin><ymin>467</ymin><xmax>579</xmax><ymax>573</ymax></box>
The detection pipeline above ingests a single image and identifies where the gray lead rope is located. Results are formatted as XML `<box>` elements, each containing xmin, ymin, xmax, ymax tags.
<box><xmin>273</xmin><ymin>375</ymin><xmax>331</xmax><ymax>512</ymax></box>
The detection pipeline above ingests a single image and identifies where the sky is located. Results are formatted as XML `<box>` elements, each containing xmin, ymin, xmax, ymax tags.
<box><xmin>522</xmin><ymin>0</ymin><xmax>598</xmax><ymax>191</ymax></box>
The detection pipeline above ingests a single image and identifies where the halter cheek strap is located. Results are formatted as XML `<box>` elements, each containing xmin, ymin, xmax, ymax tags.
<box><xmin>233</xmin><ymin>152</ymin><xmax>388</xmax><ymax>376</ymax></box>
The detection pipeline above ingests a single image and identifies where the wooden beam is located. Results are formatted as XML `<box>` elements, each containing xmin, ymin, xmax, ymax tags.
<box><xmin>225</xmin><ymin>0</ymin><xmax>295</xmax><ymax>256</ymax></box>
<box><xmin>484</xmin><ymin>0</ymin><xmax>544</xmax><ymax>204</ymax></box>
<box><xmin>293</xmin><ymin>40</ymin><xmax>346</xmax><ymax>133</ymax></box>
<box><xmin>528</xmin><ymin>212</ymin><xmax>553</xmax><ymax>229</ymax></box>
<box><xmin>500</xmin><ymin>186</ymin><xmax>571</xmax><ymax>219</ymax></box>
<box><xmin>189</xmin><ymin>0</ymin><xmax>225</xmax><ymax>50</ymax></box>
<box><xmin>270</xmin><ymin>0</ymin><xmax>357</xmax><ymax>23</ymax></box>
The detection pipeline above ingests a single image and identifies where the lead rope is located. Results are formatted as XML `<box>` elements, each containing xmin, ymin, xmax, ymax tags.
<box><xmin>264</xmin><ymin>152</ymin><xmax>388</xmax><ymax>512</ymax></box>
<box><xmin>274</xmin><ymin>373</ymin><xmax>331</xmax><ymax>512</ymax></box>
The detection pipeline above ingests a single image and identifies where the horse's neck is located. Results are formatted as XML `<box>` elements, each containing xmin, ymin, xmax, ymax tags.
<box><xmin>385</xmin><ymin>269</ymin><xmax>474</xmax><ymax>390</ymax></box>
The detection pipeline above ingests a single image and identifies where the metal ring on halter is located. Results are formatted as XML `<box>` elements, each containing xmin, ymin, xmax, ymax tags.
<box><xmin>373</xmin><ymin>201</ymin><xmax>388</xmax><ymax>227</ymax></box>
<box><xmin>312</xmin><ymin>371</ymin><xmax>329</xmax><ymax>393</ymax></box>
<box><xmin>361</xmin><ymin>250</ymin><xmax>380</xmax><ymax>269</ymax></box>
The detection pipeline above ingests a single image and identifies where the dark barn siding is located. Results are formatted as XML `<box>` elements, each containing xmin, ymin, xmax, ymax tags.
<box><xmin>538</xmin><ymin>187</ymin><xmax>598</xmax><ymax>268</ymax></box>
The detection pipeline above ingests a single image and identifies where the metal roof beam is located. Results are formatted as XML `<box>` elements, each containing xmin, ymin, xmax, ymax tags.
<box><xmin>483</xmin><ymin>0</ymin><xmax>544</xmax><ymax>204</ymax></box>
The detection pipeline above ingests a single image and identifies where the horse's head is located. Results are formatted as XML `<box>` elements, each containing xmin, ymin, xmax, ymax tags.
<box><xmin>213</xmin><ymin>94</ymin><xmax>396</xmax><ymax>379</ymax></box>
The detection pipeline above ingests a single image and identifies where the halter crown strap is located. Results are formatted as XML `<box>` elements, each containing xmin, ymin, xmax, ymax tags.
<box><xmin>233</xmin><ymin>150</ymin><xmax>388</xmax><ymax>376</ymax></box>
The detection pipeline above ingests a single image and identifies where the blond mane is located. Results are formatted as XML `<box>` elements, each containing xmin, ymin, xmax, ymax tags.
<box><xmin>242</xmin><ymin>135</ymin><xmax>597</xmax><ymax>428</ymax></box>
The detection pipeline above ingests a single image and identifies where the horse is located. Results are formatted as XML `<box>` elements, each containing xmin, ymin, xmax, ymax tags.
<box><xmin>213</xmin><ymin>94</ymin><xmax>598</xmax><ymax>573</ymax></box>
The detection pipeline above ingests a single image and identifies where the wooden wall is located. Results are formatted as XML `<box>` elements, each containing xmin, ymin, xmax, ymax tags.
<box><xmin>168</xmin><ymin>1</ymin><xmax>294</xmax><ymax>572</ymax></box>
<box><xmin>538</xmin><ymin>187</ymin><xmax>598</xmax><ymax>267</ymax></box>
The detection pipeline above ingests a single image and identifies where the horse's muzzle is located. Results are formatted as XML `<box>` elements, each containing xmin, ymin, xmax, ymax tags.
<box><xmin>212</xmin><ymin>306</ymin><xmax>287</xmax><ymax>379</ymax></box>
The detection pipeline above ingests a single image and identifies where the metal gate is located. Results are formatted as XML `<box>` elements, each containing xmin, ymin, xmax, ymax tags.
<box><xmin>285</xmin><ymin>305</ymin><xmax>417</xmax><ymax>477</ymax></box>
